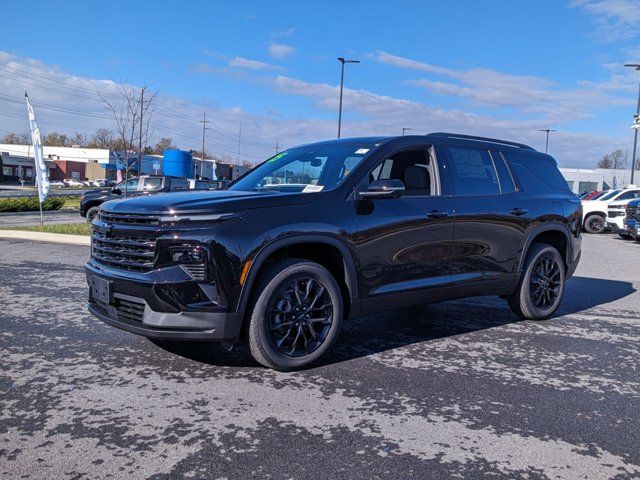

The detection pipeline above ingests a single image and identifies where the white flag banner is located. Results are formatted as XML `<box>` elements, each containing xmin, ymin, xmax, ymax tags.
<box><xmin>25</xmin><ymin>91</ymin><xmax>49</xmax><ymax>203</ymax></box>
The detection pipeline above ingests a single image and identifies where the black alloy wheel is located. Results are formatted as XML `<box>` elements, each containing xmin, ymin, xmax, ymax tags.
<box><xmin>269</xmin><ymin>277</ymin><xmax>333</xmax><ymax>357</ymax></box>
<box><xmin>585</xmin><ymin>214</ymin><xmax>605</xmax><ymax>234</ymax></box>
<box><xmin>529</xmin><ymin>253</ymin><xmax>562</xmax><ymax>310</ymax></box>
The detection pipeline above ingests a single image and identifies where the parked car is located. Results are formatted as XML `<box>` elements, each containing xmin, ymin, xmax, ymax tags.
<box><xmin>606</xmin><ymin>199</ymin><xmax>635</xmax><ymax>239</ymax></box>
<box><xmin>187</xmin><ymin>179</ymin><xmax>217</xmax><ymax>190</ymax></box>
<box><xmin>581</xmin><ymin>188</ymin><xmax>640</xmax><ymax>233</ymax></box>
<box><xmin>85</xmin><ymin>133</ymin><xmax>582</xmax><ymax>371</ymax></box>
<box><xmin>625</xmin><ymin>198</ymin><xmax>640</xmax><ymax>240</ymax></box>
<box><xmin>63</xmin><ymin>178</ymin><xmax>84</xmax><ymax>187</ymax></box>
<box><xmin>580</xmin><ymin>190</ymin><xmax>602</xmax><ymax>200</ymax></box>
<box><xmin>80</xmin><ymin>175</ymin><xmax>192</xmax><ymax>222</ymax></box>
<box><xmin>49</xmin><ymin>180</ymin><xmax>65</xmax><ymax>188</ymax></box>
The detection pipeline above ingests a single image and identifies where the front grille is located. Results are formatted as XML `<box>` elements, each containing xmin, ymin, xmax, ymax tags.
<box><xmin>115</xmin><ymin>297</ymin><xmax>145</xmax><ymax>322</ymax></box>
<box><xmin>627</xmin><ymin>206</ymin><xmax>638</xmax><ymax>221</ymax></box>
<box><xmin>98</xmin><ymin>211</ymin><xmax>160</xmax><ymax>226</ymax></box>
<box><xmin>92</xmin><ymin>229</ymin><xmax>156</xmax><ymax>272</ymax></box>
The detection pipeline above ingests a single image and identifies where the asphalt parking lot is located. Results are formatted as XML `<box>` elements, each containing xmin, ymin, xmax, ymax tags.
<box><xmin>1</xmin><ymin>234</ymin><xmax>639</xmax><ymax>479</ymax></box>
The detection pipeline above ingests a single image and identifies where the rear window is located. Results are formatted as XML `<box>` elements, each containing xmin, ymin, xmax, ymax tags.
<box><xmin>502</xmin><ymin>152</ymin><xmax>569</xmax><ymax>192</ymax></box>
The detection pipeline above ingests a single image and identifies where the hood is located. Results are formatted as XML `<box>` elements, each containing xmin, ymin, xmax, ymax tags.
<box><xmin>101</xmin><ymin>189</ymin><xmax>315</xmax><ymax>215</ymax></box>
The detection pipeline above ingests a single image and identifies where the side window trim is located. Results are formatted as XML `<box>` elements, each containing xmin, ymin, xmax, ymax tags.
<box><xmin>497</xmin><ymin>150</ymin><xmax>520</xmax><ymax>192</ymax></box>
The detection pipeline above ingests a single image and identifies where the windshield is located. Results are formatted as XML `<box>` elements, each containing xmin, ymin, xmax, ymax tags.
<box><xmin>230</xmin><ymin>142</ymin><xmax>376</xmax><ymax>193</ymax></box>
<box><xmin>600</xmin><ymin>190</ymin><xmax>620</xmax><ymax>201</ymax></box>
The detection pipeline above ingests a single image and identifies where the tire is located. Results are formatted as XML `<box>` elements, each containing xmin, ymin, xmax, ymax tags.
<box><xmin>584</xmin><ymin>214</ymin><xmax>605</xmax><ymax>234</ymax></box>
<box><xmin>507</xmin><ymin>243</ymin><xmax>566</xmax><ymax>320</ymax></box>
<box><xmin>86</xmin><ymin>206</ymin><xmax>100</xmax><ymax>223</ymax></box>
<box><xmin>247</xmin><ymin>258</ymin><xmax>343</xmax><ymax>371</ymax></box>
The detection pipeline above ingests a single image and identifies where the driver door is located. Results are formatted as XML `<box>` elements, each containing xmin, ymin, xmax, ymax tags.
<box><xmin>356</xmin><ymin>145</ymin><xmax>455</xmax><ymax>311</ymax></box>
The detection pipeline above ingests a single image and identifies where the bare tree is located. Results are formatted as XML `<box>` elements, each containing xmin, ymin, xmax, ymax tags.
<box><xmin>88</xmin><ymin>128</ymin><xmax>116</xmax><ymax>149</ymax></box>
<box><xmin>2</xmin><ymin>132</ymin><xmax>30</xmax><ymax>144</ymax></box>
<box><xmin>597</xmin><ymin>150</ymin><xmax>628</xmax><ymax>169</ymax></box>
<box><xmin>101</xmin><ymin>81</ymin><xmax>157</xmax><ymax>195</ymax></box>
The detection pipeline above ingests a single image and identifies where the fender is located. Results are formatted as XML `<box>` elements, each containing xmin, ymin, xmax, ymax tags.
<box><xmin>517</xmin><ymin>222</ymin><xmax>573</xmax><ymax>272</ymax></box>
<box><xmin>234</xmin><ymin>234</ymin><xmax>359</xmax><ymax>322</ymax></box>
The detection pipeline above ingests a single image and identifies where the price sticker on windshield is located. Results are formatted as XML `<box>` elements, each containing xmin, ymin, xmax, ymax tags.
<box><xmin>302</xmin><ymin>185</ymin><xmax>324</xmax><ymax>193</ymax></box>
<box><xmin>354</xmin><ymin>148</ymin><xmax>369</xmax><ymax>155</ymax></box>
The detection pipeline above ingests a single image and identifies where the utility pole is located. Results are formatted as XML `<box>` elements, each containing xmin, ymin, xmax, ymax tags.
<box><xmin>337</xmin><ymin>57</ymin><xmax>360</xmax><ymax>139</ymax></box>
<box><xmin>539</xmin><ymin>129</ymin><xmax>556</xmax><ymax>154</ymax></box>
<box><xmin>624</xmin><ymin>64</ymin><xmax>640</xmax><ymax>185</ymax></box>
<box><xmin>138</xmin><ymin>87</ymin><xmax>145</xmax><ymax>175</ymax></box>
<box><xmin>274</xmin><ymin>139</ymin><xmax>279</xmax><ymax>155</ymax></box>
<box><xmin>199</xmin><ymin>111</ymin><xmax>209</xmax><ymax>178</ymax></box>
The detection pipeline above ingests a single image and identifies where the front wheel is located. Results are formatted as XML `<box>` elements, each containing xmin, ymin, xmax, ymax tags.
<box><xmin>247</xmin><ymin>258</ymin><xmax>343</xmax><ymax>371</ymax></box>
<box><xmin>507</xmin><ymin>243</ymin><xmax>566</xmax><ymax>320</ymax></box>
<box><xmin>584</xmin><ymin>214</ymin><xmax>605</xmax><ymax>234</ymax></box>
<box><xmin>86</xmin><ymin>206</ymin><xmax>100</xmax><ymax>223</ymax></box>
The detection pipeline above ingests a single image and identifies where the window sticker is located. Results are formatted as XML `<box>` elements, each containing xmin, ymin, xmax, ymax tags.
<box><xmin>302</xmin><ymin>185</ymin><xmax>324</xmax><ymax>193</ymax></box>
<box><xmin>355</xmin><ymin>148</ymin><xmax>369</xmax><ymax>155</ymax></box>
<box><xmin>267</xmin><ymin>152</ymin><xmax>288</xmax><ymax>163</ymax></box>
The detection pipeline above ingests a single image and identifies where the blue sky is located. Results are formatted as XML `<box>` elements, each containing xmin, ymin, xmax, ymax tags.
<box><xmin>0</xmin><ymin>0</ymin><xmax>639</xmax><ymax>166</ymax></box>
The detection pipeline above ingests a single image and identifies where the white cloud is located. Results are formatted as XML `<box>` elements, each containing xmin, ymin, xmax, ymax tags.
<box><xmin>270</xmin><ymin>28</ymin><xmax>295</xmax><ymax>39</ymax></box>
<box><xmin>268</xmin><ymin>43</ymin><xmax>296</xmax><ymax>59</ymax></box>
<box><xmin>570</xmin><ymin>0</ymin><xmax>640</xmax><ymax>42</ymax></box>
<box><xmin>228</xmin><ymin>56</ymin><xmax>283</xmax><ymax>71</ymax></box>
<box><xmin>373</xmin><ymin>51</ymin><xmax>629</xmax><ymax>123</ymax></box>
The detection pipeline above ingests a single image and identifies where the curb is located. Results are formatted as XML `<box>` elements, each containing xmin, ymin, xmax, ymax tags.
<box><xmin>0</xmin><ymin>230</ymin><xmax>90</xmax><ymax>246</ymax></box>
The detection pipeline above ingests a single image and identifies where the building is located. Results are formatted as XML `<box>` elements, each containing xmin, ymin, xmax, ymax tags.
<box><xmin>559</xmin><ymin>167</ymin><xmax>637</xmax><ymax>194</ymax></box>
<box><xmin>0</xmin><ymin>143</ymin><xmax>110</xmax><ymax>182</ymax></box>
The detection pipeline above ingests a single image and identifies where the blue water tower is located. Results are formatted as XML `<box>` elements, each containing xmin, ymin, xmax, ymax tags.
<box><xmin>162</xmin><ymin>150</ymin><xmax>193</xmax><ymax>177</ymax></box>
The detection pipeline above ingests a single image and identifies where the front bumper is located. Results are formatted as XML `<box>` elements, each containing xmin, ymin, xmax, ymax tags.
<box><xmin>605</xmin><ymin>215</ymin><xmax>626</xmax><ymax>233</ymax></box>
<box><xmin>85</xmin><ymin>263</ymin><xmax>242</xmax><ymax>341</ymax></box>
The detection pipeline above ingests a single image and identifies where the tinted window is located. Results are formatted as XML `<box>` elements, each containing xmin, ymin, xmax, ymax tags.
<box><xmin>170</xmin><ymin>178</ymin><xmax>189</xmax><ymax>190</ymax></box>
<box><xmin>447</xmin><ymin>147</ymin><xmax>499</xmax><ymax>196</ymax></box>
<box><xmin>616</xmin><ymin>190</ymin><xmax>640</xmax><ymax>201</ymax></box>
<box><xmin>141</xmin><ymin>177</ymin><xmax>163</xmax><ymax>191</ymax></box>
<box><xmin>493</xmin><ymin>151</ymin><xmax>517</xmax><ymax>194</ymax></box>
<box><xmin>504</xmin><ymin>152</ymin><xmax>569</xmax><ymax>191</ymax></box>
<box><xmin>118</xmin><ymin>178</ymin><xmax>139</xmax><ymax>191</ymax></box>
<box><xmin>600</xmin><ymin>190</ymin><xmax>620</xmax><ymax>201</ymax></box>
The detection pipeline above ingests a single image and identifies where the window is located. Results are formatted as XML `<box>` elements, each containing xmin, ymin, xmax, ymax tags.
<box><xmin>117</xmin><ymin>178</ymin><xmax>139</xmax><ymax>191</ymax></box>
<box><xmin>231</xmin><ymin>143</ymin><xmax>374</xmax><ymax>193</ymax></box>
<box><xmin>615</xmin><ymin>190</ymin><xmax>640</xmax><ymax>201</ymax></box>
<box><xmin>447</xmin><ymin>147</ymin><xmax>499</xmax><ymax>196</ymax></box>
<box><xmin>170</xmin><ymin>178</ymin><xmax>189</xmax><ymax>191</ymax></box>
<box><xmin>367</xmin><ymin>149</ymin><xmax>435</xmax><ymax>196</ymax></box>
<box><xmin>600</xmin><ymin>190</ymin><xmax>620</xmax><ymax>201</ymax></box>
<box><xmin>578</xmin><ymin>181</ymin><xmax>598</xmax><ymax>194</ymax></box>
<box><xmin>3</xmin><ymin>166</ymin><xmax>13</xmax><ymax>176</ymax></box>
<box><xmin>141</xmin><ymin>177</ymin><xmax>164</xmax><ymax>191</ymax></box>
<box><xmin>492</xmin><ymin>151</ymin><xmax>517</xmax><ymax>194</ymax></box>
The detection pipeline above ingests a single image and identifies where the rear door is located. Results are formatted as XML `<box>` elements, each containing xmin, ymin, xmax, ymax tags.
<box><xmin>356</xmin><ymin>144</ymin><xmax>456</xmax><ymax>310</ymax></box>
<box><xmin>442</xmin><ymin>145</ymin><xmax>526</xmax><ymax>294</ymax></box>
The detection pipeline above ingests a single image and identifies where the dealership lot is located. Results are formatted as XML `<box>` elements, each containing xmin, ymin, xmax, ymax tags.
<box><xmin>1</xmin><ymin>235</ymin><xmax>639</xmax><ymax>479</ymax></box>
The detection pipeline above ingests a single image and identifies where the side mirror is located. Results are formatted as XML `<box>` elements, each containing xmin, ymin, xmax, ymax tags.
<box><xmin>359</xmin><ymin>179</ymin><xmax>405</xmax><ymax>200</ymax></box>
<box><xmin>111</xmin><ymin>188</ymin><xmax>121</xmax><ymax>195</ymax></box>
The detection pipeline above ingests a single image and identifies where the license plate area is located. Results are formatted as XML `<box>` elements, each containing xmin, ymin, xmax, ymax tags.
<box><xmin>89</xmin><ymin>275</ymin><xmax>112</xmax><ymax>305</ymax></box>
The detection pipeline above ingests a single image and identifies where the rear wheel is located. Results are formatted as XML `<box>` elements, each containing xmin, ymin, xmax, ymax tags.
<box><xmin>584</xmin><ymin>214</ymin><xmax>605</xmax><ymax>234</ymax></box>
<box><xmin>507</xmin><ymin>243</ymin><xmax>565</xmax><ymax>320</ymax></box>
<box><xmin>247</xmin><ymin>258</ymin><xmax>343</xmax><ymax>371</ymax></box>
<box><xmin>86</xmin><ymin>206</ymin><xmax>100</xmax><ymax>223</ymax></box>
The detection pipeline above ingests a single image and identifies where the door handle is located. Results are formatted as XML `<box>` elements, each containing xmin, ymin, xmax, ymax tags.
<box><xmin>427</xmin><ymin>210</ymin><xmax>449</xmax><ymax>219</ymax></box>
<box><xmin>510</xmin><ymin>207</ymin><xmax>528</xmax><ymax>216</ymax></box>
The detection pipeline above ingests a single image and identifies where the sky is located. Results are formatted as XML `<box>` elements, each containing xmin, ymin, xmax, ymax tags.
<box><xmin>0</xmin><ymin>0</ymin><xmax>639</xmax><ymax>167</ymax></box>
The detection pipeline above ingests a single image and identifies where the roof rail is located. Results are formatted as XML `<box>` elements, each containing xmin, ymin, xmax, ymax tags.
<box><xmin>426</xmin><ymin>132</ymin><xmax>535</xmax><ymax>151</ymax></box>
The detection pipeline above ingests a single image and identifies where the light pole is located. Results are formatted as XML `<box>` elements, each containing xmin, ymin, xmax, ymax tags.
<box><xmin>624</xmin><ymin>64</ymin><xmax>640</xmax><ymax>185</ymax></box>
<box><xmin>337</xmin><ymin>57</ymin><xmax>360</xmax><ymax>139</ymax></box>
<box><xmin>402</xmin><ymin>127</ymin><xmax>412</xmax><ymax>136</ymax></box>
<box><xmin>539</xmin><ymin>129</ymin><xmax>556</xmax><ymax>154</ymax></box>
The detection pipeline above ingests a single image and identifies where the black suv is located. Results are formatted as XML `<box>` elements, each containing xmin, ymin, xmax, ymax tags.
<box><xmin>80</xmin><ymin>175</ymin><xmax>209</xmax><ymax>222</ymax></box>
<box><xmin>86</xmin><ymin>133</ymin><xmax>582</xmax><ymax>370</ymax></box>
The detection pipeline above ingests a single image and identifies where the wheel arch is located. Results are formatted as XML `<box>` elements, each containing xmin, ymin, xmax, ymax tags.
<box><xmin>236</xmin><ymin>235</ymin><xmax>359</xmax><ymax>327</ymax></box>
<box><xmin>519</xmin><ymin>224</ymin><xmax>572</xmax><ymax>272</ymax></box>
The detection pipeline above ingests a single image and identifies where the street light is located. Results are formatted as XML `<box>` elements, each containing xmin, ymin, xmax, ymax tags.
<box><xmin>539</xmin><ymin>129</ymin><xmax>556</xmax><ymax>154</ymax></box>
<box><xmin>337</xmin><ymin>57</ymin><xmax>360</xmax><ymax>139</ymax></box>
<box><xmin>624</xmin><ymin>63</ymin><xmax>640</xmax><ymax>185</ymax></box>
<box><xmin>402</xmin><ymin>127</ymin><xmax>412</xmax><ymax>136</ymax></box>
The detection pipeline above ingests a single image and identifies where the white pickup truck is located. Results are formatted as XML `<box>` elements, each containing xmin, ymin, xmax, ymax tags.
<box><xmin>582</xmin><ymin>187</ymin><xmax>640</xmax><ymax>233</ymax></box>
